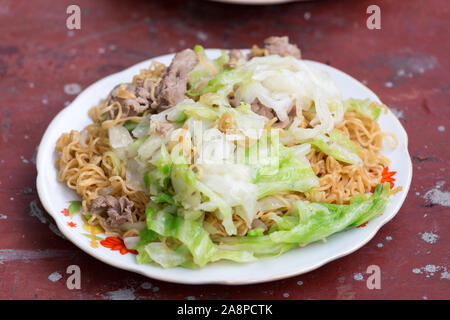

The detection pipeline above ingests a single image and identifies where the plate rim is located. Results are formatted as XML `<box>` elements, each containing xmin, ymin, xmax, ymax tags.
<box><xmin>36</xmin><ymin>49</ymin><xmax>413</xmax><ymax>285</ymax></box>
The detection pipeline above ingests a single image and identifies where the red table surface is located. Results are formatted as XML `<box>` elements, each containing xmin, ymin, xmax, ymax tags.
<box><xmin>0</xmin><ymin>0</ymin><xmax>449</xmax><ymax>300</ymax></box>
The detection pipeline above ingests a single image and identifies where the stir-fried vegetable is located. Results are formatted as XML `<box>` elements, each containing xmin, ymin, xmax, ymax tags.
<box><xmin>309</xmin><ymin>129</ymin><xmax>362</xmax><ymax>165</ymax></box>
<box><xmin>269</xmin><ymin>183</ymin><xmax>390</xmax><ymax>244</ymax></box>
<box><xmin>344</xmin><ymin>98</ymin><xmax>383</xmax><ymax>120</ymax></box>
<box><xmin>111</xmin><ymin>46</ymin><xmax>395</xmax><ymax>269</ymax></box>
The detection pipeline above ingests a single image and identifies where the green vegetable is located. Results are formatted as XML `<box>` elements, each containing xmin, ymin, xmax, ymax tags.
<box><xmin>127</xmin><ymin>138</ymin><xmax>145</xmax><ymax>158</ymax></box>
<box><xmin>144</xmin><ymin>204</ymin><xmax>257</xmax><ymax>266</ymax></box>
<box><xmin>175</xmin><ymin>102</ymin><xmax>219</xmax><ymax>121</ymax></box>
<box><xmin>145</xmin><ymin>206</ymin><xmax>213</xmax><ymax>266</ymax></box>
<box><xmin>135</xmin><ymin>228</ymin><xmax>159</xmax><ymax>264</ymax></box>
<box><xmin>170</xmin><ymin>146</ymin><xmax>236</xmax><ymax>235</ymax></box>
<box><xmin>344</xmin><ymin>98</ymin><xmax>382</xmax><ymax>120</ymax></box>
<box><xmin>309</xmin><ymin>129</ymin><xmax>362</xmax><ymax>165</ymax></box>
<box><xmin>144</xmin><ymin>242</ymin><xmax>192</xmax><ymax>269</ymax></box>
<box><xmin>123</xmin><ymin>120</ymin><xmax>138</xmax><ymax>132</ymax></box>
<box><xmin>251</xmin><ymin>135</ymin><xmax>319</xmax><ymax>198</ymax></box>
<box><xmin>137</xmin><ymin>134</ymin><xmax>163</xmax><ymax>161</ymax></box>
<box><xmin>269</xmin><ymin>183</ymin><xmax>391</xmax><ymax>244</ymax></box>
<box><xmin>188</xmin><ymin>45</ymin><xmax>229</xmax><ymax>94</ymax></box>
<box><xmin>247</xmin><ymin>228</ymin><xmax>265</xmax><ymax>237</ymax></box>
<box><xmin>145</xmin><ymin>205</ymin><xmax>217</xmax><ymax>267</ymax></box>
<box><xmin>187</xmin><ymin>68</ymin><xmax>250</xmax><ymax>97</ymax></box>
<box><xmin>150</xmin><ymin>192</ymin><xmax>174</xmax><ymax>205</ymax></box>
<box><xmin>104</xmin><ymin>151</ymin><xmax>122</xmax><ymax>174</ymax></box>
<box><xmin>217</xmin><ymin>235</ymin><xmax>295</xmax><ymax>258</ymax></box>
<box><xmin>175</xmin><ymin>111</ymin><xmax>188</xmax><ymax>123</ymax></box>
<box><xmin>270</xmin><ymin>215</ymin><xmax>299</xmax><ymax>231</ymax></box>
<box><xmin>145</xmin><ymin>144</ymin><xmax>172</xmax><ymax>195</ymax></box>
<box><xmin>131</xmin><ymin>116</ymin><xmax>151</xmax><ymax>138</ymax></box>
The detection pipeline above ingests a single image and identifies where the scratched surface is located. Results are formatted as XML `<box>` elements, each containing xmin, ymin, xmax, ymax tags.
<box><xmin>0</xmin><ymin>0</ymin><xmax>449</xmax><ymax>300</ymax></box>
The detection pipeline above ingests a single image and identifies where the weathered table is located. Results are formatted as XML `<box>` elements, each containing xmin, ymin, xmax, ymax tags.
<box><xmin>0</xmin><ymin>0</ymin><xmax>448</xmax><ymax>299</ymax></box>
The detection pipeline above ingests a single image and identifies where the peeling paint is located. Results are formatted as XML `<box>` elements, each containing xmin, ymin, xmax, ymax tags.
<box><xmin>48</xmin><ymin>272</ymin><xmax>62</xmax><ymax>282</ymax></box>
<box><xmin>389</xmin><ymin>53</ymin><xmax>437</xmax><ymax>75</ymax></box>
<box><xmin>29</xmin><ymin>200</ymin><xmax>47</xmax><ymax>224</ymax></box>
<box><xmin>64</xmin><ymin>83</ymin><xmax>82</xmax><ymax>95</ymax></box>
<box><xmin>20</xmin><ymin>155</ymin><xmax>29</xmax><ymax>164</ymax></box>
<box><xmin>0</xmin><ymin>249</ymin><xmax>71</xmax><ymax>264</ymax></box>
<box><xmin>420</xmin><ymin>232</ymin><xmax>439</xmax><ymax>244</ymax></box>
<box><xmin>412</xmin><ymin>265</ymin><xmax>449</xmax><ymax>279</ymax></box>
<box><xmin>106</xmin><ymin>288</ymin><xmax>136</xmax><ymax>300</ymax></box>
<box><xmin>353</xmin><ymin>273</ymin><xmax>364</xmax><ymax>281</ymax></box>
<box><xmin>423</xmin><ymin>182</ymin><xmax>450</xmax><ymax>207</ymax></box>
<box><xmin>140</xmin><ymin>282</ymin><xmax>152</xmax><ymax>290</ymax></box>
<box><xmin>49</xmin><ymin>223</ymin><xmax>66</xmax><ymax>240</ymax></box>
<box><xmin>29</xmin><ymin>200</ymin><xmax>66</xmax><ymax>239</ymax></box>
<box><xmin>22</xmin><ymin>187</ymin><xmax>33</xmax><ymax>194</ymax></box>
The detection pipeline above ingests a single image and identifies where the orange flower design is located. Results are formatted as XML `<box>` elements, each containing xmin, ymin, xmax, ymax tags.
<box><xmin>67</xmin><ymin>221</ymin><xmax>77</xmax><ymax>228</ymax></box>
<box><xmin>61</xmin><ymin>208</ymin><xmax>69</xmax><ymax>217</ymax></box>
<box><xmin>100</xmin><ymin>237</ymin><xmax>138</xmax><ymax>255</ymax></box>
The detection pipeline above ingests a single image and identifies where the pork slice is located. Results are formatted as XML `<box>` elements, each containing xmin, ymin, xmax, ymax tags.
<box><xmin>251</xmin><ymin>98</ymin><xmax>295</xmax><ymax>129</ymax></box>
<box><xmin>106</xmin><ymin>83</ymin><xmax>151</xmax><ymax>119</ymax></box>
<box><xmin>152</xmin><ymin>49</ymin><xmax>198</xmax><ymax>111</ymax></box>
<box><xmin>229</xmin><ymin>49</ymin><xmax>244</xmax><ymax>61</ymax></box>
<box><xmin>225</xmin><ymin>49</ymin><xmax>245</xmax><ymax>69</ymax></box>
<box><xmin>89</xmin><ymin>195</ymin><xmax>134</xmax><ymax>229</ymax></box>
<box><xmin>264</xmin><ymin>36</ymin><xmax>301</xmax><ymax>59</ymax></box>
<box><xmin>251</xmin><ymin>99</ymin><xmax>276</xmax><ymax>120</ymax></box>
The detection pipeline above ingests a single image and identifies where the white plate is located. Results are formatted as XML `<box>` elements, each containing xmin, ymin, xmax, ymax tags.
<box><xmin>36</xmin><ymin>49</ymin><xmax>412</xmax><ymax>285</ymax></box>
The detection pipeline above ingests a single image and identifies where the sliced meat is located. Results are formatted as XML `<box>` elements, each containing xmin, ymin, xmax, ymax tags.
<box><xmin>251</xmin><ymin>99</ymin><xmax>277</xmax><ymax>120</ymax></box>
<box><xmin>229</xmin><ymin>49</ymin><xmax>244</xmax><ymax>61</ymax></box>
<box><xmin>248</xmin><ymin>36</ymin><xmax>301</xmax><ymax>60</ymax></box>
<box><xmin>264</xmin><ymin>36</ymin><xmax>301</xmax><ymax>59</ymax></box>
<box><xmin>225</xmin><ymin>49</ymin><xmax>245</xmax><ymax>69</ymax></box>
<box><xmin>251</xmin><ymin>98</ymin><xmax>295</xmax><ymax>129</ymax></box>
<box><xmin>106</xmin><ymin>81</ymin><xmax>154</xmax><ymax>119</ymax></box>
<box><xmin>89</xmin><ymin>195</ymin><xmax>134</xmax><ymax>229</ymax></box>
<box><xmin>152</xmin><ymin>49</ymin><xmax>198</xmax><ymax>111</ymax></box>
